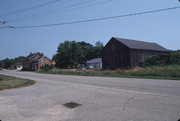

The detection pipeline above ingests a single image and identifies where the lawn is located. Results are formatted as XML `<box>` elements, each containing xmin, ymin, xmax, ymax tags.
<box><xmin>0</xmin><ymin>74</ymin><xmax>35</xmax><ymax>90</ymax></box>
<box><xmin>39</xmin><ymin>65</ymin><xmax>180</xmax><ymax>80</ymax></box>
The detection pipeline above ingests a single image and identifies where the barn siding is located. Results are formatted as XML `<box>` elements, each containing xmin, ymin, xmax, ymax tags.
<box><xmin>102</xmin><ymin>37</ymin><xmax>169</xmax><ymax>69</ymax></box>
<box><xmin>102</xmin><ymin>38</ymin><xmax>131</xmax><ymax>69</ymax></box>
<box><xmin>129</xmin><ymin>50</ymin><xmax>166</xmax><ymax>67</ymax></box>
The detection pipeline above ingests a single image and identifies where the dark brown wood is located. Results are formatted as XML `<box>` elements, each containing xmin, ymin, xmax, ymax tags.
<box><xmin>102</xmin><ymin>38</ymin><xmax>169</xmax><ymax>69</ymax></box>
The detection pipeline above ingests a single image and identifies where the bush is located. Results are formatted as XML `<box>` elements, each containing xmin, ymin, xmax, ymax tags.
<box><xmin>141</xmin><ymin>50</ymin><xmax>180</xmax><ymax>66</ymax></box>
<box><xmin>40</xmin><ymin>64</ymin><xmax>52</xmax><ymax>72</ymax></box>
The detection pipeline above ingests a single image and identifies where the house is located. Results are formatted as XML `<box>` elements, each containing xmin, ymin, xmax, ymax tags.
<box><xmin>101</xmin><ymin>37</ymin><xmax>169</xmax><ymax>69</ymax></box>
<box><xmin>23</xmin><ymin>52</ymin><xmax>52</xmax><ymax>71</ymax></box>
<box><xmin>86</xmin><ymin>58</ymin><xmax>102</xmax><ymax>69</ymax></box>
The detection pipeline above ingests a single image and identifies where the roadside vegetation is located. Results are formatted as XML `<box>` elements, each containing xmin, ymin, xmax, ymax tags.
<box><xmin>0</xmin><ymin>74</ymin><xmax>35</xmax><ymax>90</ymax></box>
<box><xmin>39</xmin><ymin>50</ymin><xmax>180</xmax><ymax>80</ymax></box>
<box><xmin>52</xmin><ymin>41</ymin><xmax>104</xmax><ymax>68</ymax></box>
<box><xmin>39</xmin><ymin>65</ymin><xmax>180</xmax><ymax>80</ymax></box>
<box><xmin>0</xmin><ymin>56</ymin><xmax>25</xmax><ymax>69</ymax></box>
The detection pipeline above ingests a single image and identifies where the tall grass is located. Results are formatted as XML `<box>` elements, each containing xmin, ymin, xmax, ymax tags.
<box><xmin>39</xmin><ymin>65</ymin><xmax>180</xmax><ymax>80</ymax></box>
<box><xmin>124</xmin><ymin>65</ymin><xmax>180</xmax><ymax>79</ymax></box>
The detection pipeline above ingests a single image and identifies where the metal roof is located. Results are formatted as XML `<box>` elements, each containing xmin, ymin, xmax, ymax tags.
<box><xmin>86</xmin><ymin>58</ymin><xmax>102</xmax><ymax>64</ymax></box>
<box><xmin>113</xmin><ymin>37</ymin><xmax>169</xmax><ymax>52</ymax></box>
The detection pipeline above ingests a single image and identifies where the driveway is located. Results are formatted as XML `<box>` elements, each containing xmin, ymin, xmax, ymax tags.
<box><xmin>0</xmin><ymin>70</ymin><xmax>180</xmax><ymax>121</ymax></box>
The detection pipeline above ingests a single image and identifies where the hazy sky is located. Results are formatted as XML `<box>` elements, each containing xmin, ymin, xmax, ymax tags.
<box><xmin>0</xmin><ymin>0</ymin><xmax>180</xmax><ymax>59</ymax></box>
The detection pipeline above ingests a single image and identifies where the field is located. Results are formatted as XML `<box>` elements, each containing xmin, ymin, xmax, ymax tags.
<box><xmin>39</xmin><ymin>65</ymin><xmax>180</xmax><ymax>80</ymax></box>
<box><xmin>0</xmin><ymin>74</ymin><xmax>35</xmax><ymax>90</ymax></box>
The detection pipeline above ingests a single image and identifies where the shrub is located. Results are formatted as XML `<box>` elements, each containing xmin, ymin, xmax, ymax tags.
<box><xmin>40</xmin><ymin>64</ymin><xmax>52</xmax><ymax>72</ymax></box>
<box><xmin>141</xmin><ymin>50</ymin><xmax>180</xmax><ymax>66</ymax></box>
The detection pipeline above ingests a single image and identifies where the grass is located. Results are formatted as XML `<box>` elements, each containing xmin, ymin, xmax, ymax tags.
<box><xmin>39</xmin><ymin>65</ymin><xmax>180</xmax><ymax>80</ymax></box>
<box><xmin>0</xmin><ymin>74</ymin><xmax>35</xmax><ymax>90</ymax></box>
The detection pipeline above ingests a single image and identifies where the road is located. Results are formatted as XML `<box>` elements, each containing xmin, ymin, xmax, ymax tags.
<box><xmin>0</xmin><ymin>70</ymin><xmax>180</xmax><ymax>121</ymax></box>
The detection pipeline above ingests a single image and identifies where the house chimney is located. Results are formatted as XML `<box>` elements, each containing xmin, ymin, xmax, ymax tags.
<box><xmin>30</xmin><ymin>52</ymin><xmax>32</xmax><ymax>55</ymax></box>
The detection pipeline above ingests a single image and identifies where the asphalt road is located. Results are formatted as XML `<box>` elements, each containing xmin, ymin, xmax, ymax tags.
<box><xmin>0</xmin><ymin>70</ymin><xmax>180</xmax><ymax>121</ymax></box>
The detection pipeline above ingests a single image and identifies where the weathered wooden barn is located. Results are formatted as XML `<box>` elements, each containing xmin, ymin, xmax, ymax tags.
<box><xmin>101</xmin><ymin>37</ymin><xmax>169</xmax><ymax>69</ymax></box>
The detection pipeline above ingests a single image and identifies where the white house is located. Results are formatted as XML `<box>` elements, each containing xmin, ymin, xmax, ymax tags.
<box><xmin>86</xmin><ymin>58</ymin><xmax>102</xmax><ymax>69</ymax></box>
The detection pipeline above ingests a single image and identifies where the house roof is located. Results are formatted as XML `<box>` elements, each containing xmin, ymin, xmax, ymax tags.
<box><xmin>113</xmin><ymin>37</ymin><xmax>169</xmax><ymax>52</ymax></box>
<box><xmin>86</xmin><ymin>58</ymin><xmax>102</xmax><ymax>64</ymax></box>
<box><xmin>37</xmin><ymin>55</ymin><xmax>51</xmax><ymax>62</ymax></box>
<box><xmin>26</xmin><ymin>52</ymin><xmax>38</xmax><ymax>59</ymax></box>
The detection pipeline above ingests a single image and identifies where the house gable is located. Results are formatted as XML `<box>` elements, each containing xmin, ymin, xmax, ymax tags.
<box><xmin>23</xmin><ymin>52</ymin><xmax>51</xmax><ymax>71</ymax></box>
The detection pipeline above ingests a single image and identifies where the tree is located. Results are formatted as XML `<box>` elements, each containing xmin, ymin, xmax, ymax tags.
<box><xmin>0</xmin><ymin>60</ymin><xmax>2</xmax><ymax>68</ymax></box>
<box><xmin>78</xmin><ymin>41</ymin><xmax>104</xmax><ymax>61</ymax></box>
<box><xmin>1</xmin><ymin>58</ymin><xmax>14</xmax><ymax>69</ymax></box>
<box><xmin>0</xmin><ymin>56</ymin><xmax>26</xmax><ymax>69</ymax></box>
<box><xmin>92</xmin><ymin>41</ymin><xmax>104</xmax><ymax>58</ymax></box>
<box><xmin>14</xmin><ymin>56</ymin><xmax>25</xmax><ymax>63</ymax></box>
<box><xmin>141</xmin><ymin>50</ymin><xmax>180</xmax><ymax>66</ymax></box>
<box><xmin>78</xmin><ymin>41</ymin><xmax>93</xmax><ymax>62</ymax></box>
<box><xmin>53</xmin><ymin>40</ymin><xmax>104</xmax><ymax>68</ymax></box>
<box><xmin>55</xmin><ymin>41</ymin><xmax>84</xmax><ymax>68</ymax></box>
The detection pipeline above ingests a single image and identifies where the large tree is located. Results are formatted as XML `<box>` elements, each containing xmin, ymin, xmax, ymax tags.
<box><xmin>1</xmin><ymin>58</ymin><xmax>14</xmax><ymax>69</ymax></box>
<box><xmin>92</xmin><ymin>41</ymin><xmax>104</xmax><ymax>58</ymax></box>
<box><xmin>55</xmin><ymin>41</ymin><xmax>84</xmax><ymax>68</ymax></box>
<box><xmin>14</xmin><ymin>56</ymin><xmax>26</xmax><ymax>63</ymax></box>
<box><xmin>0</xmin><ymin>56</ymin><xmax>26</xmax><ymax>69</ymax></box>
<box><xmin>78</xmin><ymin>41</ymin><xmax>93</xmax><ymax>62</ymax></box>
<box><xmin>53</xmin><ymin>40</ymin><xmax>104</xmax><ymax>68</ymax></box>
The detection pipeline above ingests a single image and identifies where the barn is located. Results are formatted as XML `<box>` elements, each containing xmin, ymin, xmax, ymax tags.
<box><xmin>101</xmin><ymin>37</ymin><xmax>169</xmax><ymax>69</ymax></box>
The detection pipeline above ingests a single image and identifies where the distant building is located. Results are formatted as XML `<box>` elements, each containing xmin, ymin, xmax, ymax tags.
<box><xmin>86</xmin><ymin>58</ymin><xmax>102</xmax><ymax>69</ymax></box>
<box><xmin>23</xmin><ymin>52</ymin><xmax>52</xmax><ymax>71</ymax></box>
<box><xmin>15</xmin><ymin>62</ymin><xmax>23</xmax><ymax>71</ymax></box>
<box><xmin>102</xmin><ymin>37</ymin><xmax>169</xmax><ymax>69</ymax></box>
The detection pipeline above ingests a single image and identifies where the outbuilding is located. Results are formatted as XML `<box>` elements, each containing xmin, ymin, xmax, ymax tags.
<box><xmin>101</xmin><ymin>37</ymin><xmax>169</xmax><ymax>69</ymax></box>
<box><xmin>86</xmin><ymin>58</ymin><xmax>102</xmax><ymax>69</ymax></box>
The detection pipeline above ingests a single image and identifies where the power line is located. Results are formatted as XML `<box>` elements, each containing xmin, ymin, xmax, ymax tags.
<box><xmin>0</xmin><ymin>0</ymin><xmax>63</xmax><ymax>18</ymax></box>
<box><xmin>7</xmin><ymin>0</ymin><xmax>94</xmax><ymax>23</ymax></box>
<box><xmin>1</xmin><ymin>6</ymin><xmax>180</xmax><ymax>29</ymax></box>
<box><xmin>8</xmin><ymin>0</ymin><xmax>113</xmax><ymax>23</ymax></box>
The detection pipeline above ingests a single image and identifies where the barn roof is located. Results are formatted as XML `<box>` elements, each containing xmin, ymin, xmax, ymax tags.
<box><xmin>113</xmin><ymin>37</ymin><xmax>169</xmax><ymax>52</ymax></box>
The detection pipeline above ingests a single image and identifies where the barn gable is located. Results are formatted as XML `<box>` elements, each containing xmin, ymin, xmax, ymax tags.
<box><xmin>102</xmin><ymin>37</ymin><xmax>169</xmax><ymax>69</ymax></box>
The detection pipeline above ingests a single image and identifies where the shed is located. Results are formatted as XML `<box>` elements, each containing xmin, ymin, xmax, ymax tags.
<box><xmin>102</xmin><ymin>37</ymin><xmax>169</xmax><ymax>69</ymax></box>
<box><xmin>86</xmin><ymin>58</ymin><xmax>102</xmax><ymax>69</ymax></box>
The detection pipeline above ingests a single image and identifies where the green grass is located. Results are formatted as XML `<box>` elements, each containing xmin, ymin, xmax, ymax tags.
<box><xmin>0</xmin><ymin>74</ymin><xmax>35</xmax><ymax>90</ymax></box>
<box><xmin>39</xmin><ymin>65</ymin><xmax>180</xmax><ymax>80</ymax></box>
<box><xmin>38</xmin><ymin>65</ymin><xmax>180</xmax><ymax>80</ymax></box>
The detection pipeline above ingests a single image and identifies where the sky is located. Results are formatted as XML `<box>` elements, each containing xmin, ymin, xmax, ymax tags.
<box><xmin>0</xmin><ymin>0</ymin><xmax>180</xmax><ymax>60</ymax></box>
